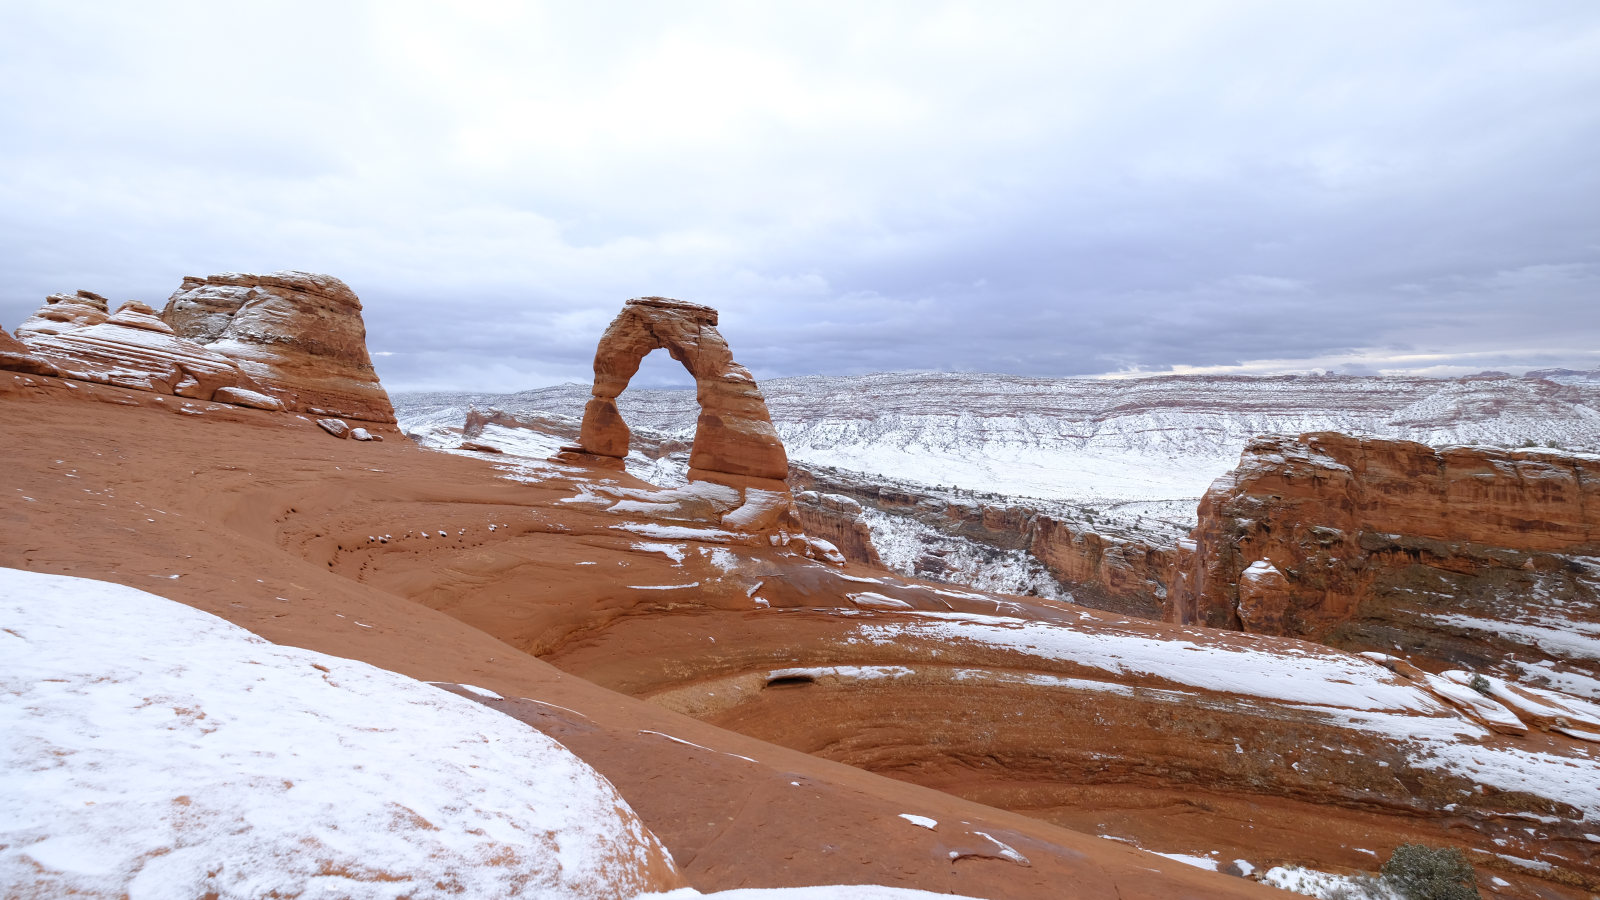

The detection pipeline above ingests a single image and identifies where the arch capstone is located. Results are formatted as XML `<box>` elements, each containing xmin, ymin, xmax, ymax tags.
<box><xmin>575</xmin><ymin>297</ymin><xmax>789</xmax><ymax>484</ymax></box>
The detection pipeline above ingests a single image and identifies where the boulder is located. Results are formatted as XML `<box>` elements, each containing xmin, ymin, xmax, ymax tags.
<box><xmin>212</xmin><ymin>386</ymin><xmax>285</xmax><ymax>411</ymax></box>
<box><xmin>162</xmin><ymin>272</ymin><xmax>395</xmax><ymax>424</ymax></box>
<box><xmin>317</xmin><ymin>418</ymin><xmax>351</xmax><ymax>439</ymax></box>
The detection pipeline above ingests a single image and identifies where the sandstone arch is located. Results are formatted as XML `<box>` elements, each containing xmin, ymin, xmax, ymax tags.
<box><xmin>575</xmin><ymin>297</ymin><xmax>788</xmax><ymax>484</ymax></box>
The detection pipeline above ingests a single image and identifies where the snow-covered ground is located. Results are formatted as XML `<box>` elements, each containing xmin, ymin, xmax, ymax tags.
<box><xmin>0</xmin><ymin>566</ymin><xmax>674</xmax><ymax>900</ymax></box>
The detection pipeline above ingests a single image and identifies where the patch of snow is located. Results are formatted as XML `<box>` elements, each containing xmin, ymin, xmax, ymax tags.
<box><xmin>969</xmin><ymin>830</ymin><xmax>1029</xmax><ymax>865</ymax></box>
<box><xmin>1150</xmin><ymin>851</ymin><xmax>1219</xmax><ymax>871</ymax></box>
<box><xmin>611</xmin><ymin>523</ymin><xmax>739</xmax><ymax>542</ymax></box>
<box><xmin>767</xmin><ymin>666</ymin><xmax>915</xmax><ymax>683</ymax></box>
<box><xmin>453</xmin><ymin>683</ymin><xmax>505</xmax><ymax>701</ymax></box>
<box><xmin>897</xmin><ymin>814</ymin><xmax>937</xmax><ymax>830</ymax></box>
<box><xmin>1426</xmin><ymin>612</ymin><xmax>1600</xmax><ymax>663</ymax></box>
<box><xmin>850</xmin><ymin>611</ymin><xmax>1446</xmax><ymax>712</ymax></box>
<box><xmin>849</xmin><ymin>591</ymin><xmax>915</xmax><ymax>611</ymax></box>
<box><xmin>633</xmin><ymin>542</ymin><xmax>687</xmax><ymax>565</ymax></box>
<box><xmin>0</xmin><ymin>567</ymin><xmax>673</xmax><ymax>899</ymax></box>
<box><xmin>1261</xmin><ymin>865</ymin><xmax>1393</xmax><ymax>899</ymax></box>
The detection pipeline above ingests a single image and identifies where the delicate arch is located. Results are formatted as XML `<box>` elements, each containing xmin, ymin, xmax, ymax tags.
<box><xmin>575</xmin><ymin>297</ymin><xmax>788</xmax><ymax>482</ymax></box>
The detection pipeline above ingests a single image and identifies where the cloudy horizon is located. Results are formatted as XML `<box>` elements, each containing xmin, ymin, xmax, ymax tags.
<box><xmin>3</xmin><ymin>1</ymin><xmax>1597</xmax><ymax>391</ymax></box>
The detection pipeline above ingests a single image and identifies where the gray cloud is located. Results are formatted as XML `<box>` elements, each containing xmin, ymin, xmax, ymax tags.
<box><xmin>2</xmin><ymin>1</ymin><xmax>1597</xmax><ymax>391</ymax></box>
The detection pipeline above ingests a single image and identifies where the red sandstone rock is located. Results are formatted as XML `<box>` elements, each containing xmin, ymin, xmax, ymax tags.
<box><xmin>14</xmin><ymin>290</ymin><xmax>111</xmax><ymax>337</ymax></box>
<box><xmin>575</xmin><ymin>298</ymin><xmax>787</xmax><ymax>482</ymax></box>
<box><xmin>18</xmin><ymin>299</ymin><xmax>268</xmax><ymax>400</ymax></box>
<box><xmin>1169</xmin><ymin>432</ymin><xmax>1600</xmax><ymax>681</ymax></box>
<box><xmin>211</xmin><ymin>386</ymin><xmax>285</xmax><ymax>411</ymax></box>
<box><xmin>317</xmin><ymin>417</ymin><xmax>351</xmax><ymax>439</ymax></box>
<box><xmin>0</xmin><ymin>328</ymin><xmax>59</xmax><ymax>376</ymax></box>
<box><xmin>794</xmin><ymin>491</ymin><xmax>883</xmax><ymax>566</ymax></box>
<box><xmin>162</xmin><ymin>272</ymin><xmax>394</xmax><ymax>423</ymax></box>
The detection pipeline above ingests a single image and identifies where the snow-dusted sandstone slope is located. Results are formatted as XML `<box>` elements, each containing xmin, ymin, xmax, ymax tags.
<box><xmin>0</xmin><ymin>567</ymin><xmax>678</xmax><ymax>900</ymax></box>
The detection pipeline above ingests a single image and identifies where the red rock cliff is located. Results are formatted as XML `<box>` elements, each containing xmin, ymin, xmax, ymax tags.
<box><xmin>1168</xmin><ymin>432</ymin><xmax>1600</xmax><ymax>680</ymax></box>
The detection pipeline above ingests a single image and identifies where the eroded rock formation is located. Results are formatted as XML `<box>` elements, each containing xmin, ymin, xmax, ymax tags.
<box><xmin>163</xmin><ymin>271</ymin><xmax>394</xmax><ymax>423</ymax></box>
<box><xmin>7</xmin><ymin>272</ymin><xmax>393</xmax><ymax>422</ymax></box>
<box><xmin>14</xmin><ymin>290</ymin><xmax>111</xmax><ymax>337</ymax></box>
<box><xmin>1169</xmin><ymin>432</ymin><xmax>1600</xmax><ymax>682</ymax></box>
<box><xmin>18</xmin><ymin>299</ymin><xmax>278</xmax><ymax>404</ymax></box>
<box><xmin>574</xmin><ymin>298</ymin><xmax>787</xmax><ymax>483</ymax></box>
<box><xmin>0</xmin><ymin>328</ymin><xmax>59</xmax><ymax>376</ymax></box>
<box><xmin>793</xmin><ymin>491</ymin><xmax>883</xmax><ymax>567</ymax></box>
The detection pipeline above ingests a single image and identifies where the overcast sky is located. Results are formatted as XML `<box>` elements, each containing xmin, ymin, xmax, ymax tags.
<box><xmin>2</xmin><ymin>1</ymin><xmax>1597</xmax><ymax>390</ymax></box>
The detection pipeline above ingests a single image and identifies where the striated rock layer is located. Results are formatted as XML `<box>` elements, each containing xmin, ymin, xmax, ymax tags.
<box><xmin>0</xmin><ymin>327</ymin><xmax>58</xmax><ymax>376</ymax></box>
<box><xmin>14</xmin><ymin>290</ymin><xmax>111</xmax><ymax>337</ymax></box>
<box><xmin>792</xmin><ymin>490</ymin><xmax>883</xmax><ymax>567</ymax></box>
<box><xmin>1169</xmin><ymin>432</ymin><xmax>1600</xmax><ymax>687</ymax></box>
<box><xmin>163</xmin><ymin>271</ymin><xmax>394</xmax><ymax>423</ymax></box>
<box><xmin>18</xmin><ymin>300</ymin><xmax>279</xmax><ymax>405</ymax></box>
<box><xmin>7</xmin><ymin>272</ymin><xmax>393</xmax><ymax>423</ymax></box>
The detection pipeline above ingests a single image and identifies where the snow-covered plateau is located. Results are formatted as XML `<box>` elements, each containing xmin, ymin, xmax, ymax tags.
<box><xmin>396</xmin><ymin>370</ymin><xmax>1600</xmax><ymax>531</ymax></box>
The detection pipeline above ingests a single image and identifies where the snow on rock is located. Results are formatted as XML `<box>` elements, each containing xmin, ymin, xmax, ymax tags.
<box><xmin>610</xmin><ymin>522</ymin><xmax>740</xmax><ymax>543</ymax></box>
<box><xmin>1418</xmin><ymin>671</ymin><xmax>1528</xmax><ymax>735</ymax></box>
<box><xmin>0</xmin><ymin>567</ymin><xmax>679</xmax><ymax>899</ymax></box>
<box><xmin>897</xmin><ymin>814</ymin><xmax>938</xmax><ymax>830</ymax></box>
<box><xmin>859</xmin><ymin>506</ymin><xmax>1069</xmax><ymax>601</ymax></box>
<box><xmin>644</xmin><ymin>887</ymin><xmax>984</xmax><ymax>899</ymax></box>
<box><xmin>849</xmin><ymin>591</ymin><xmax>916</xmax><ymax>611</ymax></box>
<box><xmin>1261</xmin><ymin>865</ymin><xmax>1395</xmax><ymax>899</ymax></box>
<box><xmin>850</xmin><ymin>611</ymin><xmax>1447</xmax><ymax>712</ymax></box>
<box><xmin>1444</xmin><ymin>671</ymin><xmax>1600</xmax><ymax>735</ymax></box>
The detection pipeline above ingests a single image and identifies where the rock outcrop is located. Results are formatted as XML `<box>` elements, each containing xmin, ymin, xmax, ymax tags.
<box><xmin>18</xmin><ymin>300</ymin><xmax>278</xmax><ymax>404</ymax></box>
<box><xmin>793</xmin><ymin>491</ymin><xmax>883</xmax><ymax>567</ymax></box>
<box><xmin>14</xmin><ymin>290</ymin><xmax>111</xmax><ymax>337</ymax></box>
<box><xmin>1169</xmin><ymin>432</ymin><xmax>1600</xmax><ymax>682</ymax></box>
<box><xmin>573</xmin><ymin>298</ymin><xmax>787</xmax><ymax>483</ymax></box>
<box><xmin>162</xmin><ymin>271</ymin><xmax>394</xmax><ymax>423</ymax></box>
<box><xmin>0</xmin><ymin>328</ymin><xmax>59</xmax><ymax>376</ymax></box>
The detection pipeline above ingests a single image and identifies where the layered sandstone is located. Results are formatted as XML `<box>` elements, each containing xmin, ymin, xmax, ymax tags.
<box><xmin>18</xmin><ymin>299</ymin><xmax>279</xmax><ymax>405</ymax></box>
<box><xmin>573</xmin><ymin>297</ymin><xmax>787</xmax><ymax>482</ymax></box>
<box><xmin>793</xmin><ymin>490</ymin><xmax>883</xmax><ymax>567</ymax></box>
<box><xmin>162</xmin><ymin>271</ymin><xmax>395</xmax><ymax>423</ymax></box>
<box><xmin>0</xmin><ymin>328</ymin><xmax>58</xmax><ymax>376</ymax></box>
<box><xmin>14</xmin><ymin>290</ymin><xmax>111</xmax><ymax>337</ymax></box>
<box><xmin>1169</xmin><ymin>432</ymin><xmax>1600</xmax><ymax>681</ymax></box>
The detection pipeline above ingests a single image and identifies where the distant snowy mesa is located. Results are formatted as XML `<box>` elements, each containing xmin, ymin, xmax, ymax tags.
<box><xmin>396</xmin><ymin>370</ymin><xmax>1600</xmax><ymax>528</ymax></box>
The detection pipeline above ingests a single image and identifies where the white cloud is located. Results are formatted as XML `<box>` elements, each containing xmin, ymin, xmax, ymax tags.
<box><xmin>1</xmin><ymin>1</ymin><xmax>1598</xmax><ymax>388</ymax></box>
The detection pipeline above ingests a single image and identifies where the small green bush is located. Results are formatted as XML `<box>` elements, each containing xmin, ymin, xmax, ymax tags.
<box><xmin>1468</xmin><ymin>673</ymin><xmax>1491</xmax><ymax>696</ymax></box>
<box><xmin>1380</xmin><ymin>844</ymin><xmax>1480</xmax><ymax>900</ymax></box>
